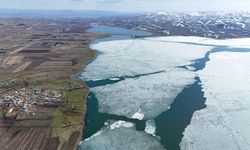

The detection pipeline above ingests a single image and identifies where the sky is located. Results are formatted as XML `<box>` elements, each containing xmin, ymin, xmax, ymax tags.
<box><xmin>1</xmin><ymin>0</ymin><xmax>250</xmax><ymax>12</ymax></box>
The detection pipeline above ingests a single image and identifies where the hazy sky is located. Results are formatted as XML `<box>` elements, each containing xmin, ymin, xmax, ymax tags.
<box><xmin>1</xmin><ymin>0</ymin><xmax>250</xmax><ymax>12</ymax></box>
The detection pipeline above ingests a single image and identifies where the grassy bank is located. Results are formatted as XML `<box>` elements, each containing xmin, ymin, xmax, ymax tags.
<box><xmin>50</xmin><ymin>79</ymin><xmax>89</xmax><ymax>150</ymax></box>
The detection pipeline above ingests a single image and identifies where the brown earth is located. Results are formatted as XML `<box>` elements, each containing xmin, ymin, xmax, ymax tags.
<box><xmin>0</xmin><ymin>18</ymin><xmax>104</xmax><ymax>150</ymax></box>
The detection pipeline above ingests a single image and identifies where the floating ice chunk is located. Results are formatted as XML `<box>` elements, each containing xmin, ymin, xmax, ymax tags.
<box><xmin>145</xmin><ymin>120</ymin><xmax>156</xmax><ymax>136</ymax></box>
<box><xmin>181</xmin><ymin>52</ymin><xmax>250</xmax><ymax>150</ymax></box>
<box><xmin>109</xmin><ymin>77</ymin><xmax>120</xmax><ymax>81</ymax></box>
<box><xmin>80</xmin><ymin>121</ymin><xmax>165</xmax><ymax>150</ymax></box>
<box><xmin>94</xmin><ymin>68</ymin><xmax>195</xmax><ymax>119</ymax></box>
<box><xmin>131</xmin><ymin>111</ymin><xmax>144</xmax><ymax>120</ymax></box>
<box><xmin>104</xmin><ymin>122</ymin><xmax>109</xmax><ymax>126</ymax></box>
<box><xmin>109</xmin><ymin>121</ymin><xmax>134</xmax><ymax>130</ymax></box>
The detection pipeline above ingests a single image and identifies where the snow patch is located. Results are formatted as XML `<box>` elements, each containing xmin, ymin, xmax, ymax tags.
<box><xmin>155</xmin><ymin>11</ymin><xmax>168</xmax><ymax>15</ymax></box>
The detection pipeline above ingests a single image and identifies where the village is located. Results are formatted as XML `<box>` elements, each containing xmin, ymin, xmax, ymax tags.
<box><xmin>0</xmin><ymin>88</ymin><xmax>64</xmax><ymax>118</ymax></box>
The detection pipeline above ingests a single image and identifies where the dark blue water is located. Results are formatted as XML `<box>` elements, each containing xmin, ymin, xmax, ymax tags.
<box><xmin>86</xmin><ymin>70</ymin><xmax>165</xmax><ymax>88</ymax></box>
<box><xmin>155</xmin><ymin>77</ymin><xmax>206</xmax><ymax>150</ymax></box>
<box><xmin>82</xmin><ymin>25</ymin><xmax>250</xmax><ymax>150</ymax></box>
<box><xmin>88</xmin><ymin>25</ymin><xmax>151</xmax><ymax>43</ymax></box>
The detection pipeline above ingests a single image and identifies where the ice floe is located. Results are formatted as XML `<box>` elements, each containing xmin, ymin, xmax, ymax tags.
<box><xmin>180</xmin><ymin>52</ymin><xmax>250</xmax><ymax>150</ymax></box>
<box><xmin>109</xmin><ymin>120</ymin><xmax>134</xmax><ymax>130</ymax></box>
<box><xmin>80</xmin><ymin>121</ymin><xmax>165</xmax><ymax>150</ymax></box>
<box><xmin>93</xmin><ymin>68</ymin><xmax>195</xmax><ymax>119</ymax></box>
<box><xmin>132</xmin><ymin>111</ymin><xmax>145</xmax><ymax>120</ymax></box>
<box><xmin>145</xmin><ymin>120</ymin><xmax>156</xmax><ymax>136</ymax></box>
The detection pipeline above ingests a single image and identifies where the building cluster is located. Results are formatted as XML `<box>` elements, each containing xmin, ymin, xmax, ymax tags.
<box><xmin>0</xmin><ymin>88</ymin><xmax>64</xmax><ymax>114</ymax></box>
<box><xmin>0</xmin><ymin>79</ymin><xmax>25</xmax><ymax>88</ymax></box>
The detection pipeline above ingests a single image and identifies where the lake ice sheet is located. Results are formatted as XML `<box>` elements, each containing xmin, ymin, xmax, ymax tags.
<box><xmin>82</xmin><ymin>38</ymin><xmax>211</xmax><ymax>80</ymax></box>
<box><xmin>181</xmin><ymin>52</ymin><xmax>250</xmax><ymax>150</ymax></box>
<box><xmin>81</xmin><ymin>35</ymin><xmax>250</xmax><ymax>149</ymax></box>
<box><xmin>81</xmin><ymin>37</ymin><xmax>212</xmax><ymax>119</ymax></box>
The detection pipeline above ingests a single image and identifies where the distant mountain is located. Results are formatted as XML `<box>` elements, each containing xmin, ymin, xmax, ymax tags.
<box><xmin>0</xmin><ymin>9</ymin><xmax>133</xmax><ymax>18</ymax></box>
<box><xmin>153</xmin><ymin>11</ymin><xmax>168</xmax><ymax>16</ymax></box>
<box><xmin>97</xmin><ymin>11</ymin><xmax>250</xmax><ymax>39</ymax></box>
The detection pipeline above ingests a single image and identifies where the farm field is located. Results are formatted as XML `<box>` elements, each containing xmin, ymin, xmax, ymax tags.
<box><xmin>0</xmin><ymin>18</ymin><xmax>98</xmax><ymax>150</ymax></box>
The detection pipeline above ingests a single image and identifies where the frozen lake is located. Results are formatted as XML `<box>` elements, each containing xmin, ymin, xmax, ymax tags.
<box><xmin>79</xmin><ymin>25</ymin><xmax>250</xmax><ymax>150</ymax></box>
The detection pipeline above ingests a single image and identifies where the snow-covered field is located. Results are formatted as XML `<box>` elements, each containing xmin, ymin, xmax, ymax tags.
<box><xmin>81</xmin><ymin>37</ymin><xmax>212</xmax><ymax>119</ymax></box>
<box><xmin>181</xmin><ymin>52</ymin><xmax>250</xmax><ymax>150</ymax></box>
